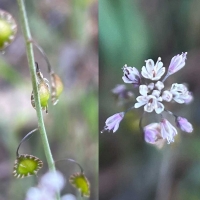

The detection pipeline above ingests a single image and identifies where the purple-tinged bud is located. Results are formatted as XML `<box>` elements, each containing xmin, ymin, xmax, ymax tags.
<box><xmin>176</xmin><ymin>117</ymin><xmax>193</xmax><ymax>133</ymax></box>
<box><xmin>160</xmin><ymin>119</ymin><xmax>177</xmax><ymax>144</ymax></box>
<box><xmin>111</xmin><ymin>84</ymin><xmax>133</xmax><ymax>100</ymax></box>
<box><xmin>184</xmin><ymin>92</ymin><xmax>193</xmax><ymax>104</ymax></box>
<box><xmin>144</xmin><ymin>123</ymin><xmax>161</xmax><ymax>144</ymax></box>
<box><xmin>102</xmin><ymin>112</ymin><xmax>125</xmax><ymax>133</ymax></box>
<box><xmin>168</xmin><ymin>52</ymin><xmax>187</xmax><ymax>75</ymax></box>
<box><xmin>122</xmin><ymin>65</ymin><xmax>141</xmax><ymax>87</ymax></box>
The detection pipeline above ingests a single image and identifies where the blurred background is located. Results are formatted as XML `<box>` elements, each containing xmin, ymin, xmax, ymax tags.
<box><xmin>99</xmin><ymin>0</ymin><xmax>200</xmax><ymax>200</ymax></box>
<box><xmin>0</xmin><ymin>0</ymin><xmax>98</xmax><ymax>199</ymax></box>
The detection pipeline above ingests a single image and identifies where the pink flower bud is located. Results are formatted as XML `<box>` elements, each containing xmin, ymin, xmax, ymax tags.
<box><xmin>168</xmin><ymin>52</ymin><xmax>187</xmax><ymax>75</ymax></box>
<box><xmin>144</xmin><ymin>123</ymin><xmax>161</xmax><ymax>144</ymax></box>
<box><xmin>102</xmin><ymin>112</ymin><xmax>125</xmax><ymax>133</ymax></box>
<box><xmin>176</xmin><ymin>117</ymin><xmax>193</xmax><ymax>133</ymax></box>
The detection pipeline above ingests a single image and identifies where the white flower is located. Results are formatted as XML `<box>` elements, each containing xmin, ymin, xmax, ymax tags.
<box><xmin>61</xmin><ymin>194</ymin><xmax>77</xmax><ymax>200</ymax></box>
<box><xmin>170</xmin><ymin>83</ymin><xmax>191</xmax><ymax>103</ymax></box>
<box><xmin>162</xmin><ymin>90</ymin><xmax>173</xmax><ymax>102</ymax></box>
<box><xmin>39</xmin><ymin>170</ymin><xmax>65</xmax><ymax>194</ymax></box>
<box><xmin>160</xmin><ymin>119</ymin><xmax>177</xmax><ymax>144</ymax></box>
<box><xmin>122</xmin><ymin>65</ymin><xmax>141</xmax><ymax>86</ymax></box>
<box><xmin>141</xmin><ymin>57</ymin><xmax>165</xmax><ymax>80</ymax></box>
<box><xmin>25</xmin><ymin>187</ymin><xmax>55</xmax><ymax>200</ymax></box>
<box><xmin>134</xmin><ymin>85</ymin><xmax>164</xmax><ymax>114</ymax></box>
<box><xmin>168</xmin><ymin>52</ymin><xmax>187</xmax><ymax>75</ymax></box>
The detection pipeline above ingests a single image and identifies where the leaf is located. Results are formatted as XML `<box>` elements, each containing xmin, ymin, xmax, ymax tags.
<box><xmin>69</xmin><ymin>172</ymin><xmax>90</xmax><ymax>197</ymax></box>
<box><xmin>13</xmin><ymin>154</ymin><xmax>43</xmax><ymax>178</ymax></box>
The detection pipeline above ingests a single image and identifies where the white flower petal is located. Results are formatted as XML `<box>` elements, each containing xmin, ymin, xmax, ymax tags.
<box><xmin>141</xmin><ymin>66</ymin><xmax>149</xmax><ymax>79</ymax></box>
<box><xmin>122</xmin><ymin>76</ymin><xmax>133</xmax><ymax>83</ymax></box>
<box><xmin>144</xmin><ymin>103</ymin><xmax>154</xmax><ymax>112</ymax></box>
<box><xmin>162</xmin><ymin>90</ymin><xmax>172</xmax><ymax>102</ymax></box>
<box><xmin>139</xmin><ymin>85</ymin><xmax>148</xmax><ymax>96</ymax></box>
<box><xmin>152</xmin><ymin>90</ymin><xmax>161</xmax><ymax>98</ymax></box>
<box><xmin>155</xmin><ymin>102</ymin><xmax>164</xmax><ymax>114</ymax></box>
<box><xmin>148</xmin><ymin>83</ymin><xmax>154</xmax><ymax>91</ymax></box>
<box><xmin>134</xmin><ymin>101</ymin><xmax>146</xmax><ymax>108</ymax></box>
<box><xmin>145</xmin><ymin>59</ymin><xmax>155</xmax><ymax>73</ymax></box>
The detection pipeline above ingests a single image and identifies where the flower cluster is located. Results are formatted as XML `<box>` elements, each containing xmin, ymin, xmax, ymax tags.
<box><xmin>102</xmin><ymin>52</ymin><xmax>193</xmax><ymax>145</ymax></box>
<box><xmin>25</xmin><ymin>170</ymin><xmax>76</xmax><ymax>200</ymax></box>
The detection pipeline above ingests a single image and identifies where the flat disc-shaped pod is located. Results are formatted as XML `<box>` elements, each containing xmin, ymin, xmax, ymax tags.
<box><xmin>13</xmin><ymin>154</ymin><xmax>43</xmax><ymax>178</ymax></box>
<box><xmin>69</xmin><ymin>172</ymin><xmax>90</xmax><ymax>197</ymax></box>
<box><xmin>0</xmin><ymin>10</ymin><xmax>17</xmax><ymax>50</ymax></box>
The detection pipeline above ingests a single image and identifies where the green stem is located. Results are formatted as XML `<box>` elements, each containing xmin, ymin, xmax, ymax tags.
<box><xmin>16</xmin><ymin>0</ymin><xmax>60</xmax><ymax>199</ymax></box>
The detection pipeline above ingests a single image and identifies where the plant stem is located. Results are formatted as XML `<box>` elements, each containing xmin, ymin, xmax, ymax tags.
<box><xmin>16</xmin><ymin>0</ymin><xmax>60</xmax><ymax>199</ymax></box>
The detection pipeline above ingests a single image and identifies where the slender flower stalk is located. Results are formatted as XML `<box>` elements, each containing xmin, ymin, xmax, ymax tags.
<box><xmin>16</xmin><ymin>0</ymin><xmax>60</xmax><ymax>199</ymax></box>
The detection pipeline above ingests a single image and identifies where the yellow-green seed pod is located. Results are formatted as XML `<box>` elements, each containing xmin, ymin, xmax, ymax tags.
<box><xmin>31</xmin><ymin>82</ymin><xmax>50</xmax><ymax>113</ymax></box>
<box><xmin>51</xmin><ymin>73</ymin><xmax>64</xmax><ymax>105</ymax></box>
<box><xmin>31</xmin><ymin>63</ymin><xmax>51</xmax><ymax>113</ymax></box>
<box><xmin>13</xmin><ymin>154</ymin><xmax>43</xmax><ymax>178</ymax></box>
<box><xmin>69</xmin><ymin>172</ymin><xmax>90</xmax><ymax>197</ymax></box>
<box><xmin>0</xmin><ymin>10</ymin><xmax>17</xmax><ymax>50</ymax></box>
<box><xmin>39</xmin><ymin>81</ymin><xmax>50</xmax><ymax>108</ymax></box>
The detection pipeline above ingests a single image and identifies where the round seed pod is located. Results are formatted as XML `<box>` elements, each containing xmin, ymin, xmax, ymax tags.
<box><xmin>13</xmin><ymin>154</ymin><xmax>43</xmax><ymax>178</ymax></box>
<box><xmin>69</xmin><ymin>172</ymin><xmax>90</xmax><ymax>197</ymax></box>
<box><xmin>0</xmin><ymin>9</ymin><xmax>17</xmax><ymax>50</ymax></box>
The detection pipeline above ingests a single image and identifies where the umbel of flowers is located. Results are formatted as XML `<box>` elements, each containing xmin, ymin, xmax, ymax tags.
<box><xmin>102</xmin><ymin>53</ymin><xmax>193</xmax><ymax>146</ymax></box>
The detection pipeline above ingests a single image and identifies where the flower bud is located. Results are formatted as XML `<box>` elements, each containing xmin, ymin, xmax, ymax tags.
<box><xmin>162</xmin><ymin>90</ymin><xmax>173</xmax><ymax>102</ymax></box>
<box><xmin>176</xmin><ymin>117</ymin><xmax>193</xmax><ymax>133</ymax></box>
<box><xmin>168</xmin><ymin>52</ymin><xmax>187</xmax><ymax>75</ymax></box>
<box><xmin>144</xmin><ymin>123</ymin><xmax>161</xmax><ymax>144</ymax></box>
<box><xmin>102</xmin><ymin>112</ymin><xmax>125</xmax><ymax>133</ymax></box>
<box><xmin>51</xmin><ymin>73</ymin><xmax>64</xmax><ymax>105</ymax></box>
<box><xmin>122</xmin><ymin>64</ymin><xmax>141</xmax><ymax>86</ymax></box>
<box><xmin>112</xmin><ymin>84</ymin><xmax>134</xmax><ymax>102</ymax></box>
<box><xmin>0</xmin><ymin>10</ymin><xmax>17</xmax><ymax>50</ymax></box>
